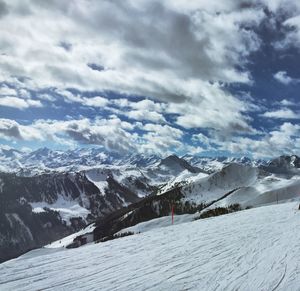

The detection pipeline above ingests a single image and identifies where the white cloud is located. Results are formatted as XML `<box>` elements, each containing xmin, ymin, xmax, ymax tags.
<box><xmin>127</xmin><ymin>110</ymin><xmax>166</xmax><ymax>123</ymax></box>
<box><xmin>0</xmin><ymin>85</ymin><xmax>17</xmax><ymax>96</ymax></box>
<box><xmin>166</xmin><ymin>83</ymin><xmax>254</xmax><ymax>135</ymax></box>
<box><xmin>279</xmin><ymin>99</ymin><xmax>296</xmax><ymax>106</ymax></box>
<box><xmin>83</xmin><ymin>96</ymin><xmax>109</xmax><ymax>108</ymax></box>
<box><xmin>220</xmin><ymin>122</ymin><xmax>300</xmax><ymax>158</ymax></box>
<box><xmin>192</xmin><ymin>133</ymin><xmax>211</xmax><ymax>146</ymax></box>
<box><xmin>0</xmin><ymin>0</ymin><xmax>267</xmax><ymax>134</ymax></box>
<box><xmin>0</xmin><ymin>118</ymin><xmax>43</xmax><ymax>140</ymax></box>
<box><xmin>0</xmin><ymin>117</ymin><xmax>187</xmax><ymax>155</ymax></box>
<box><xmin>56</xmin><ymin>89</ymin><xmax>109</xmax><ymax>108</ymax></box>
<box><xmin>1</xmin><ymin>0</ymin><xmax>300</xmax><ymax>157</ymax></box>
<box><xmin>274</xmin><ymin>5</ymin><xmax>300</xmax><ymax>50</ymax></box>
<box><xmin>0</xmin><ymin>96</ymin><xmax>43</xmax><ymax>109</ymax></box>
<box><xmin>110</xmin><ymin>98</ymin><xmax>167</xmax><ymax>123</ymax></box>
<box><xmin>0</xmin><ymin>84</ymin><xmax>42</xmax><ymax>109</ymax></box>
<box><xmin>33</xmin><ymin>118</ymin><xmax>138</xmax><ymax>154</ymax></box>
<box><xmin>37</xmin><ymin>93</ymin><xmax>56</xmax><ymax>102</ymax></box>
<box><xmin>262</xmin><ymin>108</ymin><xmax>299</xmax><ymax>119</ymax></box>
<box><xmin>138</xmin><ymin>123</ymin><xmax>184</xmax><ymax>154</ymax></box>
<box><xmin>273</xmin><ymin>71</ymin><xmax>296</xmax><ymax>85</ymax></box>
<box><xmin>129</xmin><ymin>99</ymin><xmax>166</xmax><ymax>113</ymax></box>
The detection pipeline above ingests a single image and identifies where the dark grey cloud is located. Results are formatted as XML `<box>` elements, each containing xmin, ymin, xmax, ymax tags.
<box><xmin>0</xmin><ymin>119</ymin><xmax>22</xmax><ymax>139</ymax></box>
<box><xmin>77</xmin><ymin>1</ymin><xmax>258</xmax><ymax>83</ymax></box>
<box><xmin>0</xmin><ymin>0</ymin><xmax>9</xmax><ymax>18</ymax></box>
<box><xmin>65</xmin><ymin>127</ymin><xmax>105</xmax><ymax>145</ymax></box>
<box><xmin>58</xmin><ymin>41</ymin><xmax>72</xmax><ymax>52</ymax></box>
<box><xmin>87</xmin><ymin>63</ymin><xmax>105</xmax><ymax>72</ymax></box>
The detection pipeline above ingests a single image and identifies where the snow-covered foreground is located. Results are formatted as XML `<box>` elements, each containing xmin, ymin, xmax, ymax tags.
<box><xmin>1</xmin><ymin>202</ymin><xmax>300</xmax><ymax>291</ymax></box>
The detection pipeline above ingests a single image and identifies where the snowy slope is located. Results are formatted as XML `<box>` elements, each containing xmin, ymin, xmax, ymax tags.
<box><xmin>45</xmin><ymin>223</ymin><xmax>96</xmax><ymax>249</ymax></box>
<box><xmin>1</xmin><ymin>202</ymin><xmax>300</xmax><ymax>291</ymax></box>
<box><xmin>171</xmin><ymin>163</ymin><xmax>300</xmax><ymax>211</ymax></box>
<box><xmin>181</xmin><ymin>163</ymin><xmax>259</xmax><ymax>204</ymax></box>
<box><xmin>117</xmin><ymin>213</ymin><xmax>195</xmax><ymax>235</ymax></box>
<box><xmin>209</xmin><ymin>175</ymin><xmax>300</xmax><ymax>209</ymax></box>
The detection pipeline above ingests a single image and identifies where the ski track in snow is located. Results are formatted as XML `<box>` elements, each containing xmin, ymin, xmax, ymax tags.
<box><xmin>1</xmin><ymin>202</ymin><xmax>300</xmax><ymax>291</ymax></box>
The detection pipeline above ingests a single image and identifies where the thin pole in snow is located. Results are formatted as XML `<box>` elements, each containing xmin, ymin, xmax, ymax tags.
<box><xmin>171</xmin><ymin>204</ymin><xmax>174</xmax><ymax>225</ymax></box>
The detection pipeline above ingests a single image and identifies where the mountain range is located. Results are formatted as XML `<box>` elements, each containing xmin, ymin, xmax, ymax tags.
<box><xmin>0</xmin><ymin>147</ymin><xmax>299</xmax><ymax>262</ymax></box>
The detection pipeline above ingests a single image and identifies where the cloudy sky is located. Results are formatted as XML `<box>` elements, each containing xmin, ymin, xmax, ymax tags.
<box><xmin>0</xmin><ymin>0</ymin><xmax>300</xmax><ymax>158</ymax></box>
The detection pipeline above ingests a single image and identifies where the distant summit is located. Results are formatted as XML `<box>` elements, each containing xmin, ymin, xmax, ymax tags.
<box><xmin>268</xmin><ymin>155</ymin><xmax>300</xmax><ymax>169</ymax></box>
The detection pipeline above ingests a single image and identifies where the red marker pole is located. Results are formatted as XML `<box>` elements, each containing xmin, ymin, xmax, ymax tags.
<box><xmin>171</xmin><ymin>204</ymin><xmax>174</xmax><ymax>225</ymax></box>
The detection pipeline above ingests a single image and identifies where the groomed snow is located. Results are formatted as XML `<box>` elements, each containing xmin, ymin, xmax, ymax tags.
<box><xmin>117</xmin><ymin>213</ymin><xmax>195</xmax><ymax>235</ymax></box>
<box><xmin>1</xmin><ymin>202</ymin><xmax>300</xmax><ymax>290</ymax></box>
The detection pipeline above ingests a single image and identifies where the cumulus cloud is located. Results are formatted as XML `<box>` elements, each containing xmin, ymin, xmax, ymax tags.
<box><xmin>0</xmin><ymin>85</ymin><xmax>16</xmax><ymax>96</ymax></box>
<box><xmin>0</xmin><ymin>119</ymin><xmax>22</xmax><ymax>139</ymax></box>
<box><xmin>110</xmin><ymin>98</ymin><xmax>167</xmax><ymax>123</ymax></box>
<box><xmin>138</xmin><ymin>123</ymin><xmax>184</xmax><ymax>154</ymax></box>
<box><xmin>0</xmin><ymin>96</ymin><xmax>43</xmax><ymax>109</ymax></box>
<box><xmin>55</xmin><ymin>89</ymin><xmax>109</xmax><ymax>108</ymax></box>
<box><xmin>0</xmin><ymin>84</ymin><xmax>43</xmax><ymax>109</ymax></box>
<box><xmin>0</xmin><ymin>0</ymin><xmax>8</xmax><ymax>19</ymax></box>
<box><xmin>0</xmin><ymin>116</ymin><xmax>187</xmax><ymax>155</ymax></box>
<box><xmin>83</xmin><ymin>96</ymin><xmax>109</xmax><ymax>108</ymax></box>
<box><xmin>127</xmin><ymin>110</ymin><xmax>166</xmax><ymax>123</ymax></box>
<box><xmin>0</xmin><ymin>119</ymin><xmax>43</xmax><ymax>140</ymax></box>
<box><xmin>1</xmin><ymin>0</ymin><xmax>300</xmax><ymax>157</ymax></box>
<box><xmin>279</xmin><ymin>99</ymin><xmax>297</xmax><ymax>106</ymax></box>
<box><xmin>262</xmin><ymin>108</ymin><xmax>299</xmax><ymax>119</ymax></box>
<box><xmin>276</xmin><ymin>13</ymin><xmax>300</xmax><ymax>50</ymax></box>
<box><xmin>273</xmin><ymin>71</ymin><xmax>297</xmax><ymax>85</ymax></box>
<box><xmin>0</xmin><ymin>0</ymin><xmax>267</xmax><ymax>133</ymax></box>
<box><xmin>33</xmin><ymin>118</ymin><xmax>138</xmax><ymax>154</ymax></box>
<box><xmin>166</xmin><ymin>83</ymin><xmax>254</xmax><ymax>135</ymax></box>
<box><xmin>220</xmin><ymin>122</ymin><xmax>300</xmax><ymax>158</ymax></box>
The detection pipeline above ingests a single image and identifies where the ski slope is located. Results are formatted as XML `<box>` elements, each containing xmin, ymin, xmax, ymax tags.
<box><xmin>1</xmin><ymin>202</ymin><xmax>300</xmax><ymax>290</ymax></box>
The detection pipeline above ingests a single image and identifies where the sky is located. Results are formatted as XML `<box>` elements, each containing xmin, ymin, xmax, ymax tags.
<box><xmin>0</xmin><ymin>0</ymin><xmax>300</xmax><ymax>158</ymax></box>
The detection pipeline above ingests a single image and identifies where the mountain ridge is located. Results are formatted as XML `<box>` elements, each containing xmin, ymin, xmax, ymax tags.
<box><xmin>0</xmin><ymin>149</ymin><xmax>299</xmax><ymax>262</ymax></box>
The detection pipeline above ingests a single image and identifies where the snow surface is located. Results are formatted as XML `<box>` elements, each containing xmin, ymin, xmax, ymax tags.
<box><xmin>85</xmin><ymin>169</ymin><xmax>109</xmax><ymax>195</ymax></box>
<box><xmin>117</xmin><ymin>214</ymin><xmax>195</xmax><ymax>235</ymax></box>
<box><xmin>1</xmin><ymin>202</ymin><xmax>300</xmax><ymax>290</ymax></box>
<box><xmin>45</xmin><ymin>223</ymin><xmax>96</xmax><ymax>249</ymax></box>
<box><xmin>158</xmin><ymin>169</ymin><xmax>208</xmax><ymax>194</ymax></box>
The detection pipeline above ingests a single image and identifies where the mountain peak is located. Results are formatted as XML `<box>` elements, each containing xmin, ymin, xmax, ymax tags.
<box><xmin>160</xmin><ymin>154</ymin><xmax>198</xmax><ymax>173</ymax></box>
<box><xmin>269</xmin><ymin>155</ymin><xmax>300</xmax><ymax>169</ymax></box>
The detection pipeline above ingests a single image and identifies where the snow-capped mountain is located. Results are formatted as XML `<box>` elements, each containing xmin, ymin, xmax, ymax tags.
<box><xmin>0</xmin><ymin>147</ymin><xmax>299</xmax><ymax>263</ymax></box>
<box><xmin>0</xmin><ymin>146</ymin><xmax>162</xmax><ymax>174</ymax></box>
<box><xmin>0</xmin><ymin>149</ymin><xmax>202</xmax><ymax>262</ymax></box>
<box><xmin>89</xmin><ymin>161</ymin><xmax>300</xmax><ymax>244</ymax></box>
<box><xmin>0</xmin><ymin>167</ymin><xmax>158</xmax><ymax>262</ymax></box>
<box><xmin>0</xmin><ymin>146</ymin><xmax>267</xmax><ymax>175</ymax></box>
<box><xmin>183</xmin><ymin>154</ymin><xmax>268</xmax><ymax>173</ymax></box>
<box><xmin>261</xmin><ymin>155</ymin><xmax>300</xmax><ymax>176</ymax></box>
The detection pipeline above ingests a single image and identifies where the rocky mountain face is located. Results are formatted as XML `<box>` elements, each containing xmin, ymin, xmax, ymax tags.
<box><xmin>0</xmin><ymin>169</ymin><xmax>153</xmax><ymax>262</ymax></box>
<box><xmin>262</xmin><ymin>155</ymin><xmax>300</xmax><ymax>175</ymax></box>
